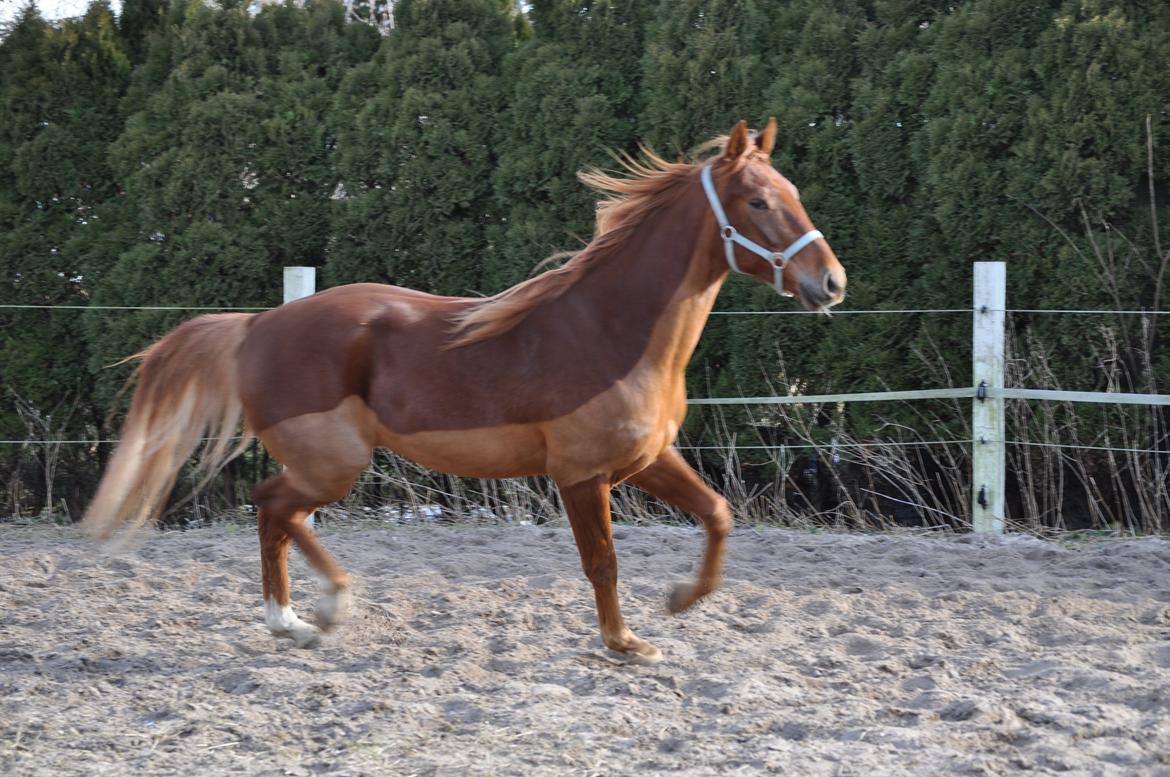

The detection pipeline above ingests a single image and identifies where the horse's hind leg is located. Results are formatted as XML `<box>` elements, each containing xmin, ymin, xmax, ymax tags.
<box><xmin>255</xmin><ymin>471</ymin><xmax>359</xmax><ymax>646</ymax></box>
<box><xmin>628</xmin><ymin>446</ymin><xmax>732</xmax><ymax>614</ymax></box>
<box><xmin>558</xmin><ymin>475</ymin><xmax>662</xmax><ymax>662</ymax></box>
<box><xmin>254</xmin><ymin>405</ymin><xmax>372</xmax><ymax>646</ymax></box>
<box><xmin>257</xmin><ymin>495</ymin><xmax>322</xmax><ymax>647</ymax></box>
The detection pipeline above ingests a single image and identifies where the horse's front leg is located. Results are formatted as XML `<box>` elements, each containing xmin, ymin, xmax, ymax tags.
<box><xmin>557</xmin><ymin>474</ymin><xmax>662</xmax><ymax>662</ymax></box>
<box><xmin>627</xmin><ymin>446</ymin><xmax>732</xmax><ymax>613</ymax></box>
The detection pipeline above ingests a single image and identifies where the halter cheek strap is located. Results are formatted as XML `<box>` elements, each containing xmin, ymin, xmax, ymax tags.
<box><xmin>700</xmin><ymin>164</ymin><xmax>824</xmax><ymax>294</ymax></box>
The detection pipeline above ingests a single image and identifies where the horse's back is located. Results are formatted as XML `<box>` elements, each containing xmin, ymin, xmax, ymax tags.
<box><xmin>237</xmin><ymin>283</ymin><xmax>462</xmax><ymax>433</ymax></box>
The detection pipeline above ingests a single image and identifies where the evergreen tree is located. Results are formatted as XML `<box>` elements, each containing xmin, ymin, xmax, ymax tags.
<box><xmin>487</xmin><ymin>0</ymin><xmax>651</xmax><ymax>290</ymax></box>
<box><xmin>745</xmin><ymin>0</ymin><xmax>941</xmax><ymax>420</ymax></box>
<box><xmin>637</xmin><ymin>0</ymin><xmax>860</xmax><ymax>433</ymax></box>
<box><xmin>91</xmin><ymin>0</ymin><xmax>379</xmax><ymax>408</ymax></box>
<box><xmin>911</xmin><ymin>0</ymin><xmax>1170</xmax><ymax>397</ymax></box>
<box><xmin>0</xmin><ymin>2</ymin><xmax>132</xmax><ymax>514</ymax></box>
<box><xmin>327</xmin><ymin>0</ymin><xmax>516</xmax><ymax>296</ymax></box>
<box><xmin>710</xmin><ymin>0</ymin><xmax>874</xmax><ymax>411</ymax></box>
<box><xmin>117</xmin><ymin>0</ymin><xmax>167</xmax><ymax>62</ymax></box>
<box><xmin>0</xmin><ymin>0</ymin><xmax>1167</xmax><ymax>526</ymax></box>
<box><xmin>640</xmin><ymin>0</ymin><xmax>781</xmax><ymax>155</ymax></box>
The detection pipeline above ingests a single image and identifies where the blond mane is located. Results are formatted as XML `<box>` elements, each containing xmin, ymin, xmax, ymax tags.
<box><xmin>445</xmin><ymin>139</ymin><xmax>741</xmax><ymax>349</ymax></box>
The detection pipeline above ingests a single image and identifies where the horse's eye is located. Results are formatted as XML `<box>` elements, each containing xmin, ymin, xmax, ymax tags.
<box><xmin>749</xmin><ymin>198</ymin><xmax>769</xmax><ymax>211</ymax></box>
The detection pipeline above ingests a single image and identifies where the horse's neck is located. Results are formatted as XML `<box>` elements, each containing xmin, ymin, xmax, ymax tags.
<box><xmin>653</xmin><ymin>263</ymin><xmax>726</xmax><ymax>377</ymax></box>
<box><xmin>559</xmin><ymin>191</ymin><xmax>726</xmax><ymax>377</ymax></box>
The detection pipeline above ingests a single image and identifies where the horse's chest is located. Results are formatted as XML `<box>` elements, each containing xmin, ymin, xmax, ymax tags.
<box><xmin>542</xmin><ymin>369</ymin><xmax>686</xmax><ymax>482</ymax></box>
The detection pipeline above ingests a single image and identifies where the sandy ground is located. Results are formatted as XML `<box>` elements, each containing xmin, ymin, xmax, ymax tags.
<box><xmin>2</xmin><ymin>521</ymin><xmax>1170</xmax><ymax>776</ymax></box>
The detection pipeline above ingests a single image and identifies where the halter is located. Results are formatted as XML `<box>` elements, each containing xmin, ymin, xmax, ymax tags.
<box><xmin>700</xmin><ymin>164</ymin><xmax>824</xmax><ymax>294</ymax></box>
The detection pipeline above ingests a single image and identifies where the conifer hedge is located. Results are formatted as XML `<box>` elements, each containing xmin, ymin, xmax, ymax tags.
<box><xmin>2</xmin><ymin>0</ymin><xmax>1167</xmax><ymax>528</ymax></box>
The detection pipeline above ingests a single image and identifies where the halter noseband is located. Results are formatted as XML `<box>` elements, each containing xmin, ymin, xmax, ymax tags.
<box><xmin>700</xmin><ymin>164</ymin><xmax>824</xmax><ymax>294</ymax></box>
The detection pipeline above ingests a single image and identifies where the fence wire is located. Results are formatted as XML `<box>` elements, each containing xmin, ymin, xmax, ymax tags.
<box><xmin>7</xmin><ymin>303</ymin><xmax>1170</xmax><ymax>315</ymax></box>
<box><xmin>1</xmin><ymin>304</ymin><xmax>271</xmax><ymax>311</ymax></box>
<box><xmin>4</xmin><ymin>301</ymin><xmax>1170</xmax><ymax>460</ymax></box>
<box><xmin>1007</xmin><ymin>440</ymin><xmax>1169</xmax><ymax>456</ymax></box>
<box><xmin>10</xmin><ymin>438</ymin><xmax>1168</xmax><ymax>457</ymax></box>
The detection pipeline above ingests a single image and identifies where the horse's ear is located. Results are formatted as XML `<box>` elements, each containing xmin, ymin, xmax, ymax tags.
<box><xmin>724</xmin><ymin>120</ymin><xmax>750</xmax><ymax>159</ymax></box>
<box><xmin>757</xmin><ymin>117</ymin><xmax>778</xmax><ymax>156</ymax></box>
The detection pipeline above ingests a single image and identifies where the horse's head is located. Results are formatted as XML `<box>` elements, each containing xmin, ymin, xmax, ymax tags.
<box><xmin>703</xmin><ymin>119</ymin><xmax>846</xmax><ymax>312</ymax></box>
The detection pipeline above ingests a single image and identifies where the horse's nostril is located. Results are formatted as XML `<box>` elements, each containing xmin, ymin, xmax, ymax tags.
<box><xmin>824</xmin><ymin>272</ymin><xmax>840</xmax><ymax>296</ymax></box>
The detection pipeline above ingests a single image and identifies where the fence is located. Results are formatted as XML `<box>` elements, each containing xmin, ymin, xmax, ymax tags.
<box><xmin>694</xmin><ymin>262</ymin><xmax>1170</xmax><ymax>533</ymax></box>
<box><xmin>5</xmin><ymin>262</ymin><xmax>1169</xmax><ymax>534</ymax></box>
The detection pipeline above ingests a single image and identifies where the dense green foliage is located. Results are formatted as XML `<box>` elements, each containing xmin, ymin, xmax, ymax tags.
<box><xmin>2</xmin><ymin>0</ymin><xmax>1168</xmax><ymax>528</ymax></box>
<box><xmin>327</xmin><ymin>0</ymin><xmax>513</xmax><ymax>293</ymax></box>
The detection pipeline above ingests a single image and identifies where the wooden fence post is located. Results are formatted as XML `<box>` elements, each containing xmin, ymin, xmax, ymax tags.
<box><xmin>971</xmin><ymin>262</ymin><xmax>1006</xmax><ymax>533</ymax></box>
<box><xmin>283</xmin><ymin>267</ymin><xmax>317</xmax><ymax>527</ymax></box>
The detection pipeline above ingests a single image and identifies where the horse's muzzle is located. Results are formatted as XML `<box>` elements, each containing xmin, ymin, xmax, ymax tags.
<box><xmin>797</xmin><ymin>267</ymin><xmax>846</xmax><ymax>312</ymax></box>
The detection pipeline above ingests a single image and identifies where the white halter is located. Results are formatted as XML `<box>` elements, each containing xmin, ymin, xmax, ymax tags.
<box><xmin>700</xmin><ymin>164</ymin><xmax>824</xmax><ymax>294</ymax></box>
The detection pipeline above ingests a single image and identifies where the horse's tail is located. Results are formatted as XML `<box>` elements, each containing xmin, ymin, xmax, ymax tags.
<box><xmin>83</xmin><ymin>313</ymin><xmax>256</xmax><ymax>538</ymax></box>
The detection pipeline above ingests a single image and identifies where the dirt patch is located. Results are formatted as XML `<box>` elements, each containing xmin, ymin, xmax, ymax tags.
<box><xmin>2</xmin><ymin>522</ymin><xmax>1170</xmax><ymax>775</ymax></box>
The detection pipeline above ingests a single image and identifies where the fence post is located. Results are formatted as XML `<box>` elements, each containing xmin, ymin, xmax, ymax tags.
<box><xmin>971</xmin><ymin>262</ymin><xmax>1006</xmax><ymax>533</ymax></box>
<box><xmin>283</xmin><ymin>266</ymin><xmax>316</xmax><ymax>305</ymax></box>
<box><xmin>282</xmin><ymin>267</ymin><xmax>317</xmax><ymax>527</ymax></box>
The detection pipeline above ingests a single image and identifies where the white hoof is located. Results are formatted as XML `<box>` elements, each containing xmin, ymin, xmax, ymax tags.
<box><xmin>265</xmin><ymin>597</ymin><xmax>321</xmax><ymax>648</ymax></box>
<box><xmin>315</xmin><ymin>585</ymin><xmax>352</xmax><ymax>632</ymax></box>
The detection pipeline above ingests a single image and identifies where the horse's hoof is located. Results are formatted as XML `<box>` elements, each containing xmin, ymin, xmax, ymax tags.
<box><xmin>289</xmin><ymin>624</ymin><xmax>322</xmax><ymax>649</ymax></box>
<box><xmin>668</xmin><ymin>583</ymin><xmax>697</xmax><ymax>614</ymax></box>
<box><xmin>605</xmin><ymin>634</ymin><xmax>663</xmax><ymax>664</ymax></box>
<box><xmin>315</xmin><ymin>587</ymin><xmax>352</xmax><ymax>632</ymax></box>
<box><xmin>626</xmin><ymin>642</ymin><xmax>664</xmax><ymax>664</ymax></box>
<box><xmin>266</xmin><ymin>598</ymin><xmax>321</xmax><ymax>648</ymax></box>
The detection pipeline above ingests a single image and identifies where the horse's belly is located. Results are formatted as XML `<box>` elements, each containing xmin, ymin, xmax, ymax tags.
<box><xmin>375</xmin><ymin>423</ymin><xmax>548</xmax><ymax>479</ymax></box>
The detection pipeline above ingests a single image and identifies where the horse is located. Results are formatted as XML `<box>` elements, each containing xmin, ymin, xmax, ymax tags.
<box><xmin>83</xmin><ymin>119</ymin><xmax>846</xmax><ymax>662</ymax></box>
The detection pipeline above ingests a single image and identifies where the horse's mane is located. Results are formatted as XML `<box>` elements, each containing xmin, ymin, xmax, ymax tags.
<box><xmin>445</xmin><ymin>137</ymin><xmax>738</xmax><ymax>349</ymax></box>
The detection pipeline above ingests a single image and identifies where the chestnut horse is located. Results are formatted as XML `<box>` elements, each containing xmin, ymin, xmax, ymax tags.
<box><xmin>84</xmin><ymin>120</ymin><xmax>846</xmax><ymax>661</ymax></box>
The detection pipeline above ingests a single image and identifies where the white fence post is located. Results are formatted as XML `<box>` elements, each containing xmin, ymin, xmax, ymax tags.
<box><xmin>282</xmin><ymin>267</ymin><xmax>317</xmax><ymax>527</ymax></box>
<box><xmin>971</xmin><ymin>262</ymin><xmax>1006</xmax><ymax>533</ymax></box>
<box><xmin>283</xmin><ymin>266</ymin><xmax>316</xmax><ymax>305</ymax></box>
